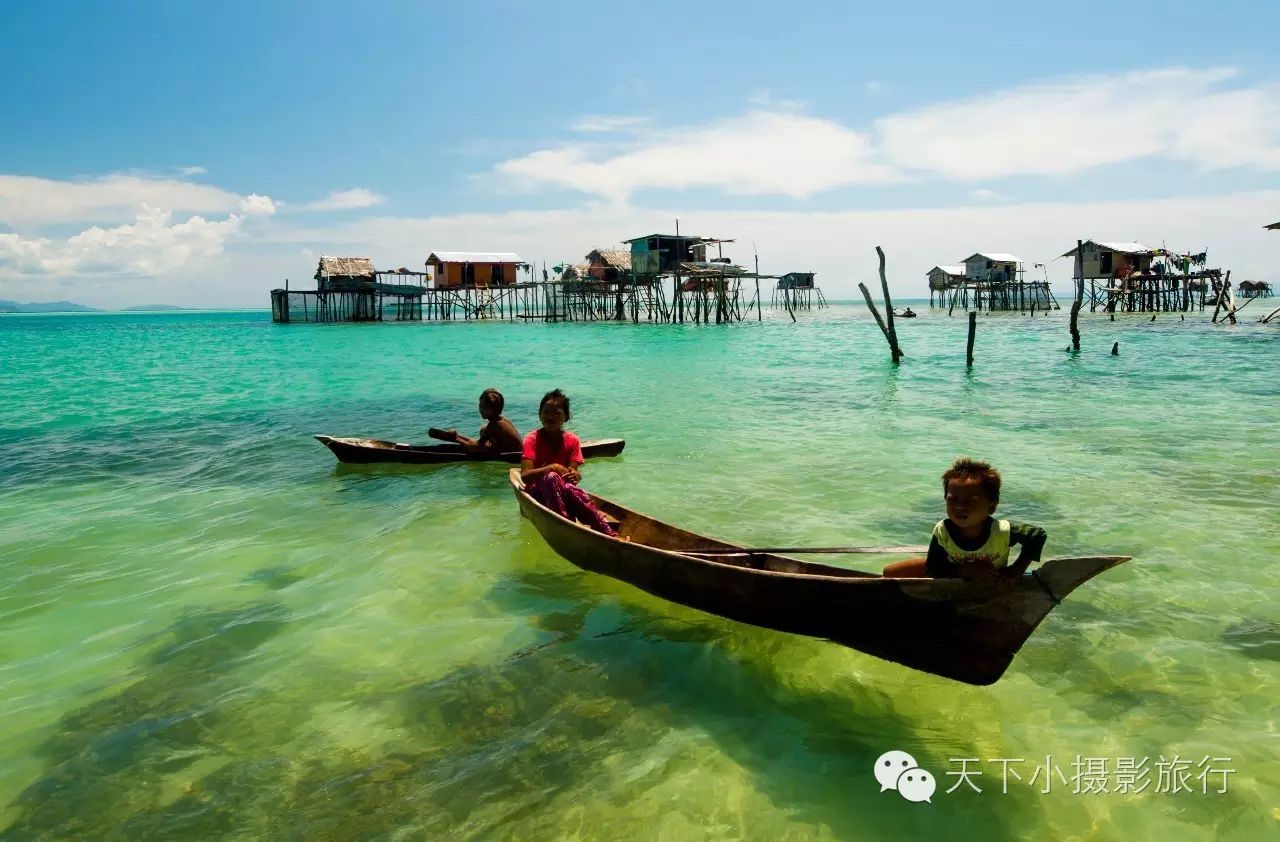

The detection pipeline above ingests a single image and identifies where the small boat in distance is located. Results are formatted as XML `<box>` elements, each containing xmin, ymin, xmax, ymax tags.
<box><xmin>315</xmin><ymin>436</ymin><xmax>625</xmax><ymax>465</ymax></box>
<box><xmin>509</xmin><ymin>469</ymin><xmax>1128</xmax><ymax>685</ymax></box>
<box><xmin>893</xmin><ymin>307</ymin><xmax>918</xmax><ymax>318</ymax></box>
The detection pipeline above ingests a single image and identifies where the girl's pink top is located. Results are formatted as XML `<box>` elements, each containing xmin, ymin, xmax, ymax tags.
<box><xmin>522</xmin><ymin>430</ymin><xmax>584</xmax><ymax>468</ymax></box>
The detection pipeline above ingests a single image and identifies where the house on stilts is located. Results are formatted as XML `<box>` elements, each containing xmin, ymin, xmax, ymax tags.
<box><xmin>933</xmin><ymin>252</ymin><xmax>1058</xmax><ymax>312</ymax></box>
<box><xmin>271</xmin><ymin>256</ymin><xmax>428</xmax><ymax>323</ymax></box>
<box><xmin>1062</xmin><ymin>240</ymin><xmax>1222</xmax><ymax>313</ymax></box>
<box><xmin>926</xmin><ymin>265</ymin><xmax>965</xmax><ymax>307</ymax></box>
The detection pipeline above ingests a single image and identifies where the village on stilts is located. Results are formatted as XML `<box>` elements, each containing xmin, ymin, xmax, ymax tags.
<box><xmin>270</xmin><ymin>230</ymin><xmax>826</xmax><ymax>325</ymax></box>
<box><xmin>270</xmin><ymin>224</ymin><xmax>1278</xmax><ymax>330</ymax></box>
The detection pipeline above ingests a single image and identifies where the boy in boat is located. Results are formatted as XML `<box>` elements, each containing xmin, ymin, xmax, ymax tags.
<box><xmin>883</xmin><ymin>458</ymin><xmax>1046</xmax><ymax>583</ymax></box>
<box><xmin>520</xmin><ymin>389</ymin><xmax>617</xmax><ymax>536</ymax></box>
<box><xmin>448</xmin><ymin>388</ymin><xmax>523</xmax><ymax>454</ymax></box>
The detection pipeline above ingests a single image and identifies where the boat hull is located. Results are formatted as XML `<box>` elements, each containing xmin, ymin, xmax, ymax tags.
<box><xmin>509</xmin><ymin>469</ymin><xmax>1128</xmax><ymax>685</ymax></box>
<box><xmin>316</xmin><ymin>436</ymin><xmax>625</xmax><ymax>465</ymax></box>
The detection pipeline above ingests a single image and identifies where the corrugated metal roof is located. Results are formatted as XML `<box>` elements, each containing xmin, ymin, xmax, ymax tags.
<box><xmin>961</xmin><ymin>252</ymin><xmax>1022</xmax><ymax>264</ymax></box>
<box><xmin>621</xmin><ymin>234</ymin><xmax>720</xmax><ymax>244</ymax></box>
<box><xmin>1096</xmin><ymin>241</ymin><xmax>1153</xmax><ymax>254</ymax></box>
<box><xmin>928</xmin><ymin>265</ymin><xmax>966</xmax><ymax>276</ymax></box>
<box><xmin>1060</xmin><ymin>241</ymin><xmax>1155</xmax><ymax>257</ymax></box>
<box><xmin>426</xmin><ymin>251</ymin><xmax>523</xmax><ymax>264</ymax></box>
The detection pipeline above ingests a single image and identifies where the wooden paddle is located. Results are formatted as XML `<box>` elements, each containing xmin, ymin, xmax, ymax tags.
<box><xmin>681</xmin><ymin>545</ymin><xmax>928</xmax><ymax>556</ymax></box>
<box><xmin>428</xmin><ymin>427</ymin><xmax>460</xmax><ymax>443</ymax></box>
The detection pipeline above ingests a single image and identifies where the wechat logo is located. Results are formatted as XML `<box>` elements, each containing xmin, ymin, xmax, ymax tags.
<box><xmin>875</xmin><ymin>750</ymin><xmax>936</xmax><ymax>803</ymax></box>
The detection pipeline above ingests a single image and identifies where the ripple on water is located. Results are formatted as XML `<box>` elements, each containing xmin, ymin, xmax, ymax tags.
<box><xmin>0</xmin><ymin>309</ymin><xmax>1277</xmax><ymax>839</ymax></box>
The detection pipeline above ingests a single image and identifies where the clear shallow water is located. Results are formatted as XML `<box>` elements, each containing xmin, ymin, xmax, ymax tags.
<box><xmin>0</xmin><ymin>307</ymin><xmax>1276</xmax><ymax>840</ymax></box>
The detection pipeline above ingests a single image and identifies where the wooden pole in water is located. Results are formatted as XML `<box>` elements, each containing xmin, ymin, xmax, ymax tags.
<box><xmin>1069</xmin><ymin>239</ymin><xmax>1084</xmax><ymax>351</ymax></box>
<box><xmin>755</xmin><ymin>255</ymin><xmax>762</xmax><ymax>322</ymax></box>
<box><xmin>674</xmin><ymin>219</ymin><xmax>683</xmax><ymax>324</ymax></box>
<box><xmin>1224</xmin><ymin>271</ymin><xmax>1237</xmax><ymax>324</ymax></box>
<box><xmin>966</xmin><ymin>311</ymin><xmax>976</xmax><ymax>367</ymax></box>
<box><xmin>1211</xmin><ymin>271</ymin><xmax>1229</xmax><ymax>323</ymax></box>
<box><xmin>876</xmin><ymin>246</ymin><xmax>903</xmax><ymax>362</ymax></box>
<box><xmin>859</xmin><ymin>282</ymin><xmax>896</xmax><ymax>361</ymax></box>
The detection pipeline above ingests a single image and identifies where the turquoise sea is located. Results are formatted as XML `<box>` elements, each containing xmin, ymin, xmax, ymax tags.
<box><xmin>0</xmin><ymin>306</ymin><xmax>1276</xmax><ymax>840</ymax></box>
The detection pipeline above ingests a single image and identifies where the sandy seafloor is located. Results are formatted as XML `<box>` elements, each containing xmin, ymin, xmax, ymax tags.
<box><xmin>0</xmin><ymin>305</ymin><xmax>1276</xmax><ymax>840</ymax></box>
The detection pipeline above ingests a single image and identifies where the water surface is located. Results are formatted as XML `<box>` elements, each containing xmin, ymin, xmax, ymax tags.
<box><xmin>1</xmin><ymin>307</ymin><xmax>1276</xmax><ymax>839</ymax></box>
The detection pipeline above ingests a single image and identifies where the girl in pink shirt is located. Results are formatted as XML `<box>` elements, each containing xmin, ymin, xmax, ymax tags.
<box><xmin>520</xmin><ymin>389</ymin><xmax>617</xmax><ymax>536</ymax></box>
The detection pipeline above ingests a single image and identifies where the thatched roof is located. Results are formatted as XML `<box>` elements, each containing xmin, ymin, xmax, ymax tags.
<box><xmin>586</xmin><ymin>248</ymin><xmax>632</xmax><ymax>271</ymax></box>
<box><xmin>316</xmin><ymin>256</ymin><xmax>375</xmax><ymax>279</ymax></box>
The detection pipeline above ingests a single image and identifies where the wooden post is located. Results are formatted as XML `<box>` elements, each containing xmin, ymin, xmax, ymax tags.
<box><xmin>859</xmin><ymin>282</ymin><xmax>897</xmax><ymax>361</ymax></box>
<box><xmin>755</xmin><ymin>255</ymin><xmax>762</xmax><ymax>322</ymax></box>
<box><xmin>966</xmin><ymin>311</ymin><xmax>976</xmax><ymax>367</ymax></box>
<box><xmin>1211</xmin><ymin>271</ymin><xmax>1230</xmax><ymax>323</ymax></box>
<box><xmin>674</xmin><ymin>219</ymin><xmax>683</xmax><ymax>323</ymax></box>
<box><xmin>1069</xmin><ymin>239</ymin><xmax>1084</xmax><ymax>351</ymax></box>
<box><xmin>876</xmin><ymin>246</ymin><xmax>902</xmax><ymax>362</ymax></box>
<box><xmin>1111</xmin><ymin>342</ymin><xmax>1119</xmax><ymax>355</ymax></box>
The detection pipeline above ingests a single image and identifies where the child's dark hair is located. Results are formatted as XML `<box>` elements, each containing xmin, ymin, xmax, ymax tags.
<box><xmin>479</xmin><ymin>388</ymin><xmax>504</xmax><ymax>413</ymax></box>
<box><xmin>539</xmin><ymin>388</ymin><xmax>571</xmax><ymax>420</ymax></box>
<box><xmin>942</xmin><ymin>458</ymin><xmax>1001</xmax><ymax>502</ymax></box>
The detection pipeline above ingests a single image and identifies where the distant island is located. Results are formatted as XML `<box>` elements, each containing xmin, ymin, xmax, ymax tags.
<box><xmin>0</xmin><ymin>299</ymin><xmax>102</xmax><ymax>313</ymax></box>
<box><xmin>123</xmin><ymin>304</ymin><xmax>184</xmax><ymax>311</ymax></box>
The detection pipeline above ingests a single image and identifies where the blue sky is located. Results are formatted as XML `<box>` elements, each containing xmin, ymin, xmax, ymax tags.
<box><xmin>3</xmin><ymin>0</ymin><xmax>1280</xmax><ymax>306</ymax></box>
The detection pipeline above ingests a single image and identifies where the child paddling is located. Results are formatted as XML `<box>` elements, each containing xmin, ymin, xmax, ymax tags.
<box><xmin>446</xmin><ymin>388</ymin><xmax>523</xmax><ymax>454</ymax></box>
<box><xmin>883</xmin><ymin>458</ymin><xmax>1046</xmax><ymax>583</ymax></box>
<box><xmin>520</xmin><ymin>389</ymin><xmax>617</xmax><ymax>536</ymax></box>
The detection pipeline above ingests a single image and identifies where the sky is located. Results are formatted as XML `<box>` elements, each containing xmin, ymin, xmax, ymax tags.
<box><xmin>3</xmin><ymin>0</ymin><xmax>1280</xmax><ymax>308</ymax></box>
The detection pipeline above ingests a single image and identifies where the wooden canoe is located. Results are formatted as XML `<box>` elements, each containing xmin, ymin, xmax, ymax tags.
<box><xmin>509</xmin><ymin>469</ymin><xmax>1129</xmax><ymax>685</ymax></box>
<box><xmin>315</xmin><ymin>436</ymin><xmax>625</xmax><ymax>465</ymax></box>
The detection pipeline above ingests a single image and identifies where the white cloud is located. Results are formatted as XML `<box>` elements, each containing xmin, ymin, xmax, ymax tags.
<box><xmin>264</xmin><ymin>189</ymin><xmax>1280</xmax><ymax>300</ymax></box>
<box><xmin>0</xmin><ymin>174</ymin><xmax>248</xmax><ymax>227</ymax></box>
<box><xmin>179</xmin><ymin>166</ymin><xmax>208</xmax><ymax>176</ymax></box>
<box><xmin>570</xmin><ymin>115</ymin><xmax>651</xmax><ymax>133</ymax></box>
<box><xmin>971</xmin><ymin>188</ymin><xmax>1008</xmax><ymax>201</ymax></box>
<box><xmin>494</xmin><ymin>110</ymin><xmax>897</xmax><ymax>201</ymax></box>
<box><xmin>0</xmin><ymin>205</ymin><xmax>251</xmax><ymax>278</ymax></box>
<box><xmin>238</xmin><ymin>193</ymin><xmax>278</xmax><ymax>216</ymax></box>
<box><xmin>876</xmin><ymin>67</ymin><xmax>1280</xmax><ymax>179</ymax></box>
<box><xmin>492</xmin><ymin>67</ymin><xmax>1280</xmax><ymax>200</ymax></box>
<box><xmin>293</xmin><ymin>188</ymin><xmax>386</xmax><ymax>212</ymax></box>
<box><xmin>13</xmin><ymin>188</ymin><xmax>1278</xmax><ymax>308</ymax></box>
<box><xmin>865</xmin><ymin>81</ymin><xmax>885</xmax><ymax>96</ymax></box>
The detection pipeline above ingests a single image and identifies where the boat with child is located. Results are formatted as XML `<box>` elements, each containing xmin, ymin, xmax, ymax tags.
<box><xmin>509</xmin><ymin>469</ymin><xmax>1128</xmax><ymax>685</ymax></box>
<box><xmin>315</xmin><ymin>435</ymin><xmax>625</xmax><ymax>465</ymax></box>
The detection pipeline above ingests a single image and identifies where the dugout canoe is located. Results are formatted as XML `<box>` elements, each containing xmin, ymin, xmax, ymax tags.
<box><xmin>509</xmin><ymin>469</ymin><xmax>1129</xmax><ymax>685</ymax></box>
<box><xmin>315</xmin><ymin>435</ymin><xmax>625</xmax><ymax>465</ymax></box>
